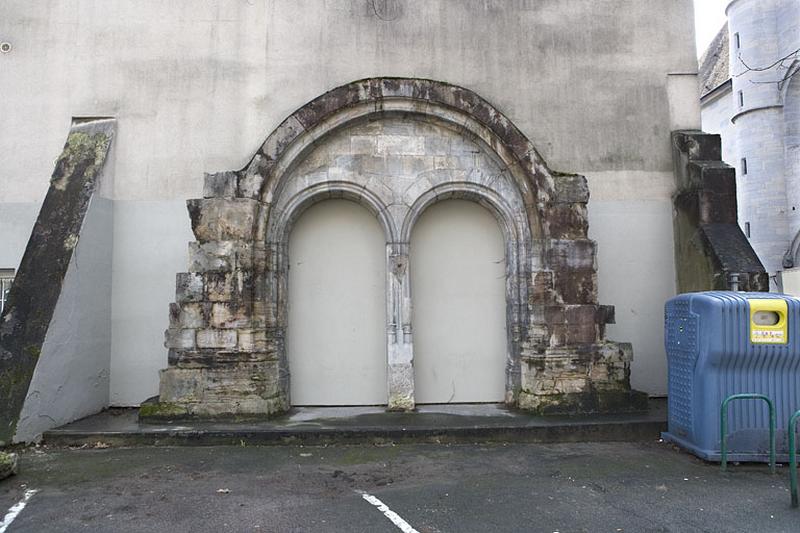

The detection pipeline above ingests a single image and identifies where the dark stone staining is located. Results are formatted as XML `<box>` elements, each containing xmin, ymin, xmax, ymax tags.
<box><xmin>553</xmin><ymin>174</ymin><xmax>590</xmax><ymax>204</ymax></box>
<box><xmin>547</xmin><ymin>240</ymin><xmax>596</xmax><ymax>271</ymax></box>
<box><xmin>0</xmin><ymin>119</ymin><xmax>115</xmax><ymax>445</ymax></box>
<box><xmin>531</xmin><ymin>271</ymin><xmax>556</xmax><ymax>303</ymax></box>
<box><xmin>554</xmin><ymin>269</ymin><xmax>597</xmax><ymax>305</ymax></box>
<box><xmin>547</xmin><ymin>204</ymin><xmax>589</xmax><ymax>240</ymax></box>
<box><xmin>529</xmin><ymin>390</ymin><xmax>649</xmax><ymax>416</ymax></box>
<box><xmin>138</xmin><ymin>401</ymin><xmax>189</xmax><ymax>421</ymax></box>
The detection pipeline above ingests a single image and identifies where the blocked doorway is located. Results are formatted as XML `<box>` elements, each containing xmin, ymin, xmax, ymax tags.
<box><xmin>410</xmin><ymin>200</ymin><xmax>507</xmax><ymax>403</ymax></box>
<box><xmin>286</xmin><ymin>200</ymin><xmax>388</xmax><ymax>405</ymax></box>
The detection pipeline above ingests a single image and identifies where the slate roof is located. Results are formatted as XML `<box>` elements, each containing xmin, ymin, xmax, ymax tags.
<box><xmin>699</xmin><ymin>23</ymin><xmax>730</xmax><ymax>98</ymax></box>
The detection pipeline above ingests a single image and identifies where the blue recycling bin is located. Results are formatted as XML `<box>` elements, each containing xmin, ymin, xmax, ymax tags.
<box><xmin>662</xmin><ymin>291</ymin><xmax>800</xmax><ymax>462</ymax></box>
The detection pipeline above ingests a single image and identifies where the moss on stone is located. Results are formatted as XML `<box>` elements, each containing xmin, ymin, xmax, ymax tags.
<box><xmin>0</xmin><ymin>451</ymin><xmax>18</xmax><ymax>480</ymax></box>
<box><xmin>138</xmin><ymin>402</ymin><xmax>189</xmax><ymax>420</ymax></box>
<box><xmin>53</xmin><ymin>131</ymin><xmax>111</xmax><ymax>185</ymax></box>
<box><xmin>24</xmin><ymin>345</ymin><xmax>41</xmax><ymax>359</ymax></box>
<box><xmin>518</xmin><ymin>389</ymin><xmax>648</xmax><ymax>416</ymax></box>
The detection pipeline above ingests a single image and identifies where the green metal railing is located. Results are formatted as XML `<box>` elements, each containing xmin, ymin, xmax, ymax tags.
<box><xmin>720</xmin><ymin>394</ymin><xmax>776</xmax><ymax>473</ymax></box>
<box><xmin>789</xmin><ymin>410</ymin><xmax>800</xmax><ymax>508</ymax></box>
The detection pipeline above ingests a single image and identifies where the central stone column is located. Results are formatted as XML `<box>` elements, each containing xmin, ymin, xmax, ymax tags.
<box><xmin>386</xmin><ymin>244</ymin><xmax>414</xmax><ymax>410</ymax></box>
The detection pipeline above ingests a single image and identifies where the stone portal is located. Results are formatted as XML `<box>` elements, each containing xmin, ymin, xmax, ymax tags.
<box><xmin>149</xmin><ymin>78</ymin><xmax>646</xmax><ymax>419</ymax></box>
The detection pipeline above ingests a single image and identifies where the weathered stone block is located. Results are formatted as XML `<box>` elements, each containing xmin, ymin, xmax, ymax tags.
<box><xmin>210</xmin><ymin>303</ymin><xmax>250</xmax><ymax>329</ymax></box>
<box><xmin>553</xmin><ymin>174</ymin><xmax>590</xmax><ymax>204</ymax></box>
<box><xmin>543</xmin><ymin>305</ymin><xmax>565</xmax><ymax>325</ymax></box>
<box><xmin>237</xmin><ymin>328</ymin><xmax>267</xmax><ymax>352</ymax></box>
<box><xmin>203</xmin><ymin>172</ymin><xmax>237</xmax><ymax>199</ymax></box>
<box><xmin>168</xmin><ymin>349</ymin><xmax>274</xmax><ymax>368</ymax></box>
<box><xmin>547</xmin><ymin>240</ymin><xmax>596</xmax><ymax>270</ymax></box>
<box><xmin>203</xmin><ymin>271</ymin><xmax>250</xmax><ymax>302</ymax></box>
<box><xmin>589</xmin><ymin>363</ymin><xmax>610</xmax><ymax>383</ymax></box>
<box><xmin>387</xmin><ymin>361</ymin><xmax>415</xmax><ymax>411</ymax></box>
<box><xmin>531</xmin><ymin>271</ymin><xmax>556</xmax><ymax>303</ymax></box>
<box><xmin>188</xmin><ymin>241</ymin><xmax>234</xmax><ymax>272</ymax></box>
<box><xmin>165</xmin><ymin>328</ymin><xmax>196</xmax><ymax>350</ymax></box>
<box><xmin>239</xmin><ymin>154</ymin><xmax>271</xmax><ymax>199</ymax></box>
<box><xmin>553</xmin><ymin>377</ymin><xmax>588</xmax><ymax>394</ymax></box>
<box><xmin>178</xmin><ymin>303</ymin><xmax>207</xmax><ymax>329</ymax></box>
<box><xmin>566</xmin><ymin>323</ymin><xmax>597</xmax><ymax>344</ymax></box>
<box><xmin>156</xmin><ymin>361</ymin><xmax>289</xmax><ymax>418</ymax></box>
<box><xmin>187</xmin><ymin>198</ymin><xmax>259</xmax><ymax>242</ymax></box>
<box><xmin>549</xmin><ymin>325</ymin><xmax>567</xmax><ymax>347</ymax></box>
<box><xmin>176</xmin><ymin>272</ymin><xmax>203</xmax><ymax>303</ymax></box>
<box><xmin>260</xmin><ymin>116</ymin><xmax>305</xmax><ymax>162</ymax></box>
<box><xmin>189</xmin><ymin>241</ymin><xmax>262</xmax><ymax>273</ymax></box>
<box><xmin>565</xmin><ymin>305</ymin><xmax>597</xmax><ymax>326</ymax></box>
<box><xmin>596</xmin><ymin>305</ymin><xmax>615</xmax><ymax>325</ymax></box>
<box><xmin>196</xmin><ymin>329</ymin><xmax>237</xmax><ymax>349</ymax></box>
<box><xmin>554</xmin><ymin>269</ymin><xmax>597</xmax><ymax>304</ymax></box>
<box><xmin>546</xmin><ymin>204</ymin><xmax>589</xmax><ymax>240</ymax></box>
<box><xmin>597</xmin><ymin>342</ymin><xmax>633</xmax><ymax>364</ymax></box>
<box><xmin>168</xmin><ymin>303</ymin><xmax>180</xmax><ymax>328</ymax></box>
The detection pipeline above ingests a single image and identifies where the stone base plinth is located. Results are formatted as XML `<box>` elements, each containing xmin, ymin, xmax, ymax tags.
<box><xmin>517</xmin><ymin>389</ymin><xmax>649</xmax><ymax>416</ymax></box>
<box><xmin>142</xmin><ymin>363</ymin><xmax>289</xmax><ymax>421</ymax></box>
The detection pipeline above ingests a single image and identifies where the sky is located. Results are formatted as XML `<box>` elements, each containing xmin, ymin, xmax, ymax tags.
<box><xmin>694</xmin><ymin>0</ymin><xmax>730</xmax><ymax>57</ymax></box>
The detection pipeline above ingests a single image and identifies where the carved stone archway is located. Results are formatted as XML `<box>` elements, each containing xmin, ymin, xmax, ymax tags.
<box><xmin>150</xmin><ymin>78</ymin><xmax>646</xmax><ymax>419</ymax></box>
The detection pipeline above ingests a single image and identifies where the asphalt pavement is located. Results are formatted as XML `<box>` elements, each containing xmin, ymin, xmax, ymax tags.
<box><xmin>0</xmin><ymin>440</ymin><xmax>796</xmax><ymax>532</ymax></box>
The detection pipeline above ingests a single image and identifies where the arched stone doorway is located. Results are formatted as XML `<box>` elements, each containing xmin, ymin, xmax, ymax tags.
<box><xmin>157</xmin><ymin>78</ymin><xmax>645</xmax><ymax>418</ymax></box>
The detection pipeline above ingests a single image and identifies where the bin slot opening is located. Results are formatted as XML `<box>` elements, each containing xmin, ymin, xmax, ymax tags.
<box><xmin>753</xmin><ymin>311</ymin><xmax>780</xmax><ymax>326</ymax></box>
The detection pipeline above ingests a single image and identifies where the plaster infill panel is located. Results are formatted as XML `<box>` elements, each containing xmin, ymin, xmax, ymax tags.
<box><xmin>410</xmin><ymin>200</ymin><xmax>507</xmax><ymax>404</ymax></box>
<box><xmin>286</xmin><ymin>200</ymin><xmax>387</xmax><ymax>406</ymax></box>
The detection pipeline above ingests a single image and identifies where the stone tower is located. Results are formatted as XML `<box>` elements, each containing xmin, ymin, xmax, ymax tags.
<box><xmin>727</xmin><ymin>0</ymin><xmax>800</xmax><ymax>275</ymax></box>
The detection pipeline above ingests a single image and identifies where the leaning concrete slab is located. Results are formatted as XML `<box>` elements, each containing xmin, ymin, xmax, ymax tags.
<box><xmin>0</xmin><ymin>118</ymin><xmax>115</xmax><ymax>444</ymax></box>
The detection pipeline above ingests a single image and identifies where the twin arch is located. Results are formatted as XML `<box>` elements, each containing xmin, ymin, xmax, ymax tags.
<box><xmin>158</xmin><ymin>78</ymin><xmax>642</xmax><ymax>418</ymax></box>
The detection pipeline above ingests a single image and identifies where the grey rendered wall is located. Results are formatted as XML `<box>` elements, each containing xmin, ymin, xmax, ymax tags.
<box><xmin>109</xmin><ymin>201</ymin><xmax>193</xmax><ymax>405</ymax></box>
<box><xmin>701</xmin><ymin>91</ymin><xmax>738</xmax><ymax>165</ymax></box>
<box><xmin>0</xmin><ymin>0</ymin><xmax>700</xmax><ymax>401</ymax></box>
<box><xmin>0</xmin><ymin>204</ymin><xmax>40</xmax><ymax>271</ymax></box>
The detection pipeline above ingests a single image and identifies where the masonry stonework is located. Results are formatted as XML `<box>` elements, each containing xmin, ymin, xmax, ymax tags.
<box><xmin>146</xmin><ymin>78</ymin><xmax>647</xmax><ymax>419</ymax></box>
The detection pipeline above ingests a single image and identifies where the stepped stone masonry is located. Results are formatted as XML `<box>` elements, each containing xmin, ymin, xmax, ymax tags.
<box><xmin>671</xmin><ymin>130</ymin><xmax>768</xmax><ymax>292</ymax></box>
<box><xmin>149</xmin><ymin>78</ymin><xmax>647</xmax><ymax>419</ymax></box>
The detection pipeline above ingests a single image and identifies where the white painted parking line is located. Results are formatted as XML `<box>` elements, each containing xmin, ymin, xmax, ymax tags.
<box><xmin>359</xmin><ymin>492</ymin><xmax>420</xmax><ymax>533</ymax></box>
<box><xmin>0</xmin><ymin>489</ymin><xmax>38</xmax><ymax>533</ymax></box>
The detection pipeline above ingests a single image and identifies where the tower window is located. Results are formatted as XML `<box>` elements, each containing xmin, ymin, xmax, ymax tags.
<box><xmin>738</xmin><ymin>90</ymin><xmax>744</xmax><ymax>108</ymax></box>
<box><xmin>744</xmin><ymin>222</ymin><xmax>751</xmax><ymax>238</ymax></box>
<box><xmin>734</xmin><ymin>32</ymin><xmax>740</xmax><ymax>49</ymax></box>
<box><xmin>0</xmin><ymin>270</ymin><xmax>14</xmax><ymax>314</ymax></box>
<box><xmin>741</xmin><ymin>158</ymin><xmax>748</xmax><ymax>175</ymax></box>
